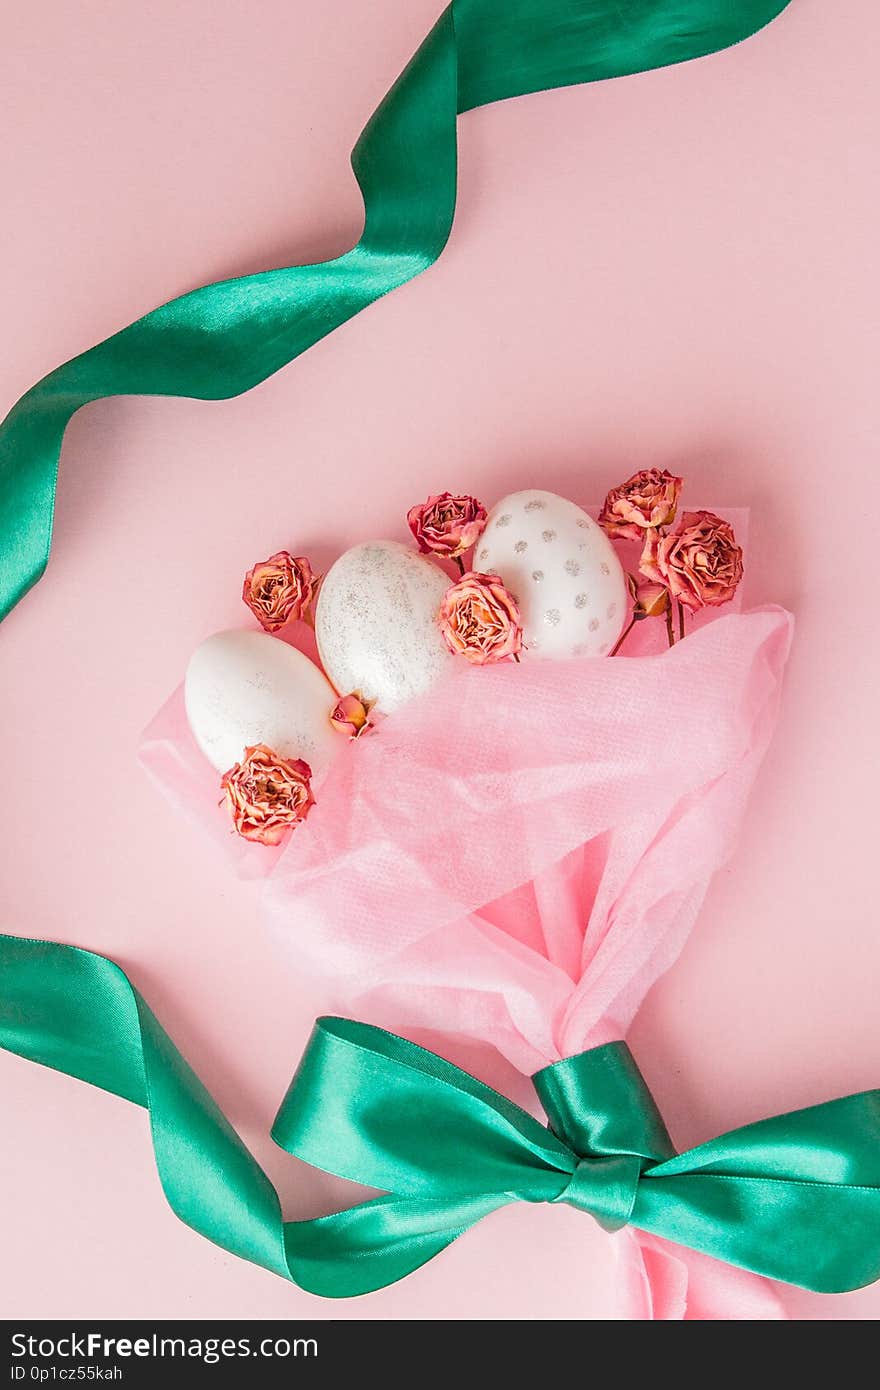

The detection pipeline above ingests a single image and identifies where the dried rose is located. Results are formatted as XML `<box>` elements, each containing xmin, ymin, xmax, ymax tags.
<box><xmin>407</xmin><ymin>493</ymin><xmax>487</xmax><ymax>560</ymax></box>
<box><xmin>599</xmin><ymin>469</ymin><xmax>683</xmax><ymax>541</ymax></box>
<box><xmin>640</xmin><ymin>510</ymin><xmax>743</xmax><ymax>611</ymax></box>
<box><xmin>438</xmin><ymin>571</ymin><xmax>522</xmax><ymax>665</ymax></box>
<box><xmin>242</xmin><ymin>551</ymin><xmax>317</xmax><ymax>632</ymax></box>
<box><xmin>220</xmin><ymin>744</ymin><xmax>314</xmax><ymax>845</ymax></box>
<box><xmin>626</xmin><ymin>572</ymin><xmax>670</xmax><ymax>619</ymax></box>
<box><xmin>330</xmin><ymin>693</ymin><xmax>372</xmax><ymax>739</ymax></box>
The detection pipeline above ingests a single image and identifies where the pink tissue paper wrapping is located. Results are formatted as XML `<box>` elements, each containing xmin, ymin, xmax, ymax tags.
<box><xmin>266</xmin><ymin>604</ymin><xmax>792</xmax><ymax>1319</ymax></box>
<box><xmin>140</xmin><ymin>510</ymin><xmax>795</xmax><ymax>1318</ymax></box>
<box><xmin>276</xmin><ymin>606</ymin><xmax>792</xmax><ymax>1070</ymax></box>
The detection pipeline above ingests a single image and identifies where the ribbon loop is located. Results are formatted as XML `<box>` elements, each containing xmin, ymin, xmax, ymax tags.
<box><xmin>534</xmin><ymin>1043</ymin><xmax>675</xmax><ymax>1166</ymax></box>
<box><xmin>533</xmin><ymin>1043</ymin><xmax>670</xmax><ymax>1229</ymax></box>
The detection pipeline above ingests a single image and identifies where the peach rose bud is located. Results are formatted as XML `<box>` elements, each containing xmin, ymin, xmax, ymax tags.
<box><xmin>330</xmin><ymin>693</ymin><xmax>372</xmax><ymax>739</ymax></box>
<box><xmin>242</xmin><ymin>551</ymin><xmax>317</xmax><ymax>632</ymax></box>
<box><xmin>407</xmin><ymin>492</ymin><xmax>488</xmax><ymax>560</ymax></box>
<box><xmin>640</xmin><ymin>510</ymin><xmax>743</xmax><ymax>611</ymax></box>
<box><xmin>438</xmin><ymin>571</ymin><xmax>522</xmax><ymax>665</ymax></box>
<box><xmin>220</xmin><ymin>744</ymin><xmax>314</xmax><ymax>845</ymax></box>
<box><xmin>599</xmin><ymin>469</ymin><xmax>683</xmax><ymax>541</ymax></box>
<box><xmin>627</xmin><ymin>572</ymin><xmax>669</xmax><ymax>618</ymax></box>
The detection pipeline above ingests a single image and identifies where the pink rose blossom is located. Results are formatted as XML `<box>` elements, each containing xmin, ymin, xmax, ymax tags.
<box><xmin>407</xmin><ymin>493</ymin><xmax>487</xmax><ymax>560</ymax></box>
<box><xmin>220</xmin><ymin>744</ymin><xmax>314</xmax><ymax>845</ymax></box>
<box><xmin>242</xmin><ymin>551</ymin><xmax>316</xmax><ymax>632</ymax></box>
<box><xmin>599</xmin><ymin>469</ymin><xmax>683</xmax><ymax>541</ymax></box>
<box><xmin>438</xmin><ymin>572</ymin><xmax>522</xmax><ymax>665</ymax></box>
<box><xmin>640</xmin><ymin>510</ymin><xmax>743</xmax><ymax>611</ymax></box>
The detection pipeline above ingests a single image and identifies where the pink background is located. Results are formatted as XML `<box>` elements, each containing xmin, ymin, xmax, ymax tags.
<box><xmin>1</xmin><ymin>0</ymin><xmax>878</xmax><ymax>1319</ymax></box>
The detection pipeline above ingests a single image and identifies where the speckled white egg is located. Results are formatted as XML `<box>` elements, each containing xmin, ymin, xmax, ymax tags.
<box><xmin>315</xmin><ymin>540</ymin><xmax>453</xmax><ymax>714</ymax></box>
<box><xmin>184</xmin><ymin>630</ymin><xmax>340</xmax><ymax>777</ymax></box>
<box><xmin>476</xmin><ymin>490</ymin><xmax>627</xmax><ymax>658</ymax></box>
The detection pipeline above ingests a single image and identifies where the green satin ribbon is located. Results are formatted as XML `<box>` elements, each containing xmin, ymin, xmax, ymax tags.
<box><xmin>0</xmin><ymin>0</ymin><xmax>794</xmax><ymax>622</ymax></box>
<box><xmin>2</xmin><ymin>933</ymin><xmax>878</xmax><ymax>1296</ymax></box>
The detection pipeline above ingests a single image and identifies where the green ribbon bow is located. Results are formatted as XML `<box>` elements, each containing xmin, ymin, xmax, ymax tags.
<box><xmin>2</xmin><ymin>933</ymin><xmax>878</xmax><ymax>1297</ymax></box>
<box><xmin>0</xmin><ymin>0</ymin><xmax>793</xmax><ymax>622</ymax></box>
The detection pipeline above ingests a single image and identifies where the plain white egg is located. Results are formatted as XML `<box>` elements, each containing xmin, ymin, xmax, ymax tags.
<box><xmin>184</xmin><ymin>630</ymin><xmax>340</xmax><ymax>777</ymax></box>
<box><xmin>477</xmin><ymin>489</ymin><xmax>627</xmax><ymax>658</ymax></box>
<box><xmin>315</xmin><ymin>540</ymin><xmax>453</xmax><ymax>714</ymax></box>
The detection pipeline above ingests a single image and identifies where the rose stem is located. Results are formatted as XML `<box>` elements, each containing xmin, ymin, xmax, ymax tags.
<box><xmin>610</xmin><ymin>615</ymin><xmax>637</xmax><ymax>657</ymax></box>
<box><xmin>665</xmin><ymin>604</ymin><xmax>675</xmax><ymax>647</ymax></box>
<box><xmin>455</xmin><ymin>556</ymin><xmax>465</xmax><ymax>576</ymax></box>
<box><xmin>677</xmin><ymin>599</ymin><xmax>685</xmax><ymax>642</ymax></box>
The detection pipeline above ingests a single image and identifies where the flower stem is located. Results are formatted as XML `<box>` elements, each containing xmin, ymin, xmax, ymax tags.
<box><xmin>677</xmin><ymin>599</ymin><xmax>685</xmax><ymax>642</ymax></box>
<box><xmin>665</xmin><ymin>604</ymin><xmax>675</xmax><ymax>647</ymax></box>
<box><xmin>454</xmin><ymin>555</ymin><xmax>465</xmax><ymax>576</ymax></box>
<box><xmin>610</xmin><ymin>615</ymin><xmax>637</xmax><ymax>657</ymax></box>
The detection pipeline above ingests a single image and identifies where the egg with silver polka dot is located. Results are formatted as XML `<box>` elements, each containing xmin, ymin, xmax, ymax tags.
<box><xmin>477</xmin><ymin>490</ymin><xmax>627</xmax><ymax>658</ymax></box>
<box><xmin>316</xmin><ymin>540</ymin><xmax>453</xmax><ymax>714</ymax></box>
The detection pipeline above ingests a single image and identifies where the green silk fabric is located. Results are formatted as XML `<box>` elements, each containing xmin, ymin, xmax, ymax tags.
<box><xmin>1</xmin><ymin>933</ymin><xmax>878</xmax><ymax>1297</ymax></box>
<box><xmin>0</xmin><ymin>0</ymin><xmax>793</xmax><ymax>621</ymax></box>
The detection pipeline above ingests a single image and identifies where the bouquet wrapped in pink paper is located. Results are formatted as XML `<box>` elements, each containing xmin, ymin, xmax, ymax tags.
<box><xmin>261</xmin><ymin>602</ymin><xmax>791</xmax><ymax>1318</ymax></box>
<box><xmin>140</xmin><ymin>480</ymin><xmax>793</xmax><ymax>1317</ymax></box>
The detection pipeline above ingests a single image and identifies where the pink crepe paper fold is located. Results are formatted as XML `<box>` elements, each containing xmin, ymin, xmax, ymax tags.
<box><xmin>613</xmin><ymin>1231</ymin><xmax>786</xmax><ymax>1320</ymax></box>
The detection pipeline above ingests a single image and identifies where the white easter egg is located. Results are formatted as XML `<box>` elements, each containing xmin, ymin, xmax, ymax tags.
<box><xmin>184</xmin><ymin>630</ymin><xmax>340</xmax><ymax>777</ymax></box>
<box><xmin>315</xmin><ymin>541</ymin><xmax>453</xmax><ymax>714</ymax></box>
<box><xmin>477</xmin><ymin>490</ymin><xmax>627</xmax><ymax>658</ymax></box>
